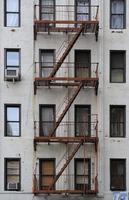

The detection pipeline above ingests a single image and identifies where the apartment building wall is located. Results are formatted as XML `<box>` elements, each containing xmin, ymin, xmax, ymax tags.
<box><xmin>0</xmin><ymin>1</ymin><xmax>103</xmax><ymax>200</ymax></box>
<box><xmin>103</xmin><ymin>0</ymin><xmax>129</xmax><ymax>199</ymax></box>
<box><xmin>34</xmin><ymin>0</ymin><xmax>103</xmax><ymax>198</ymax></box>
<box><xmin>1</xmin><ymin>0</ymin><xmax>128</xmax><ymax>200</ymax></box>
<box><xmin>0</xmin><ymin>0</ymin><xmax>34</xmax><ymax>199</ymax></box>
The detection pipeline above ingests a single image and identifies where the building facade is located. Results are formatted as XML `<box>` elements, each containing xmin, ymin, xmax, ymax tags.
<box><xmin>0</xmin><ymin>0</ymin><xmax>128</xmax><ymax>200</ymax></box>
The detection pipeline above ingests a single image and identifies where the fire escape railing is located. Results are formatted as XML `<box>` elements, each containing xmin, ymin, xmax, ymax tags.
<box><xmin>33</xmin><ymin>167</ymin><xmax>98</xmax><ymax>194</ymax></box>
<box><xmin>34</xmin><ymin>5</ymin><xmax>99</xmax><ymax>29</ymax></box>
<box><xmin>33</xmin><ymin>4</ymin><xmax>99</xmax><ymax>196</ymax></box>
<box><xmin>34</xmin><ymin>62</ymin><xmax>99</xmax><ymax>79</ymax></box>
<box><xmin>34</xmin><ymin>4</ymin><xmax>99</xmax><ymax>40</ymax></box>
<box><xmin>34</xmin><ymin>62</ymin><xmax>99</xmax><ymax>94</ymax></box>
<box><xmin>34</xmin><ymin>115</ymin><xmax>98</xmax><ymax>139</ymax></box>
<box><xmin>34</xmin><ymin>116</ymin><xmax>99</xmax><ymax>152</ymax></box>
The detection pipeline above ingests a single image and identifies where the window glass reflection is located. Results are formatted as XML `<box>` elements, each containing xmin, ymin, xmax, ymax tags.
<box><xmin>7</xmin><ymin>107</ymin><xmax>19</xmax><ymax>121</ymax></box>
<box><xmin>7</xmin><ymin>51</ymin><xmax>19</xmax><ymax>66</ymax></box>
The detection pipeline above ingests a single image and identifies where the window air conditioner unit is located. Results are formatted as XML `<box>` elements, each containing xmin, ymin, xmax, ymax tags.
<box><xmin>7</xmin><ymin>182</ymin><xmax>19</xmax><ymax>190</ymax></box>
<box><xmin>5</xmin><ymin>68</ymin><xmax>20</xmax><ymax>81</ymax></box>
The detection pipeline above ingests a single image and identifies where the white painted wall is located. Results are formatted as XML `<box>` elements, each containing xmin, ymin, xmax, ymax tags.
<box><xmin>1</xmin><ymin>0</ymin><xmax>128</xmax><ymax>200</ymax></box>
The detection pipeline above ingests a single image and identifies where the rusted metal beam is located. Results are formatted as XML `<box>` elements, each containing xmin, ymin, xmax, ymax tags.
<box><xmin>49</xmin><ymin>26</ymin><xmax>84</xmax><ymax>78</ymax></box>
<box><xmin>35</xmin><ymin>20</ymin><xmax>99</xmax><ymax>25</ymax></box>
<box><xmin>35</xmin><ymin>77</ymin><xmax>98</xmax><ymax>81</ymax></box>
<box><xmin>34</xmin><ymin>136</ymin><xmax>98</xmax><ymax>144</ymax></box>
<box><xmin>33</xmin><ymin>189</ymin><xmax>97</xmax><ymax>195</ymax></box>
<box><xmin>50</xmin><ymin>83</ymin><xmax>84</xmax><ymax>136</ymax></box>
<box><xmin>48</xmin><ymin>142</ymin><xmax>83</xmax><ymax>190</ymax></box>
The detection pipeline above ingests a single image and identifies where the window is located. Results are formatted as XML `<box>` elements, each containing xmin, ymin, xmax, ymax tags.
<box><xmin>110</xmin><ymin>51</ymin><xmax>126</xmax><ymax>83</ymax></box>
<box><xmin>5</xmin><ymin>158</ymin><xmax>20</xmax><ymax>191</ymax></box>
<box><xmin>75</xmin><ymin>105</ymin><xmax>91</xmax><ymax>136</ymax></box>
<box><xmin>40</xmin><ymin>105</ymin><xmax>55</xmax><ymax>136</ymax></box>
<box><xmin>40</xmin><ymin>50</ymin><xmax>54</xmax><ymax>77</ymax></box>
<box><xmin>5</xmin><ymin>0</ymin><xmax>20</xmax><ymax>27</ymax></box>
<box><xmin>75</xmin><ymin>0</ymin><xmax>90</xmax><ymax>21</ymax></box>
<box><xmin>110</xmin><ymin>0</ymin><xmax>126</xmax><ymax>29</ymax></box>
<box><xmin>5</xmin><ymin>49</ymin><xmax>20</xmax><ymax>69</ymax></box>
<box><xmin>110</xmin><ymin>159</ymin><xmax>126</xmax><ymax>191</ymax></box>
<box><xmin>110</xmin><ymin>106</ymin><xmax>125</xmax><ymax>137</ymax></box>
<box><xmin>40</xmin><ymin>0</ymin><xmax>55</xmax><ymax>21</ymax></box>
<box><xmin>39</xmin><ymin>159</ymin><xmax>55</xmax><ymax>190</ymax></box>
<box><xmin>75</xmin><ymin>159</ymin><xmax>91</xmax><ymax>190</ymax></box>
<box><xmin>5</xmin><ymin>49</ymin><xmax>21</xmax><ymax>80</ymax></box>
<box><xmin>75</xmin><ymin>50</ymin><xmax>91</xmax><ymax>78</ymax></box>
<box><xmin>5</xmin><ymin>105</ymin><xmax>21</xmax><ymax>136</ymax></box>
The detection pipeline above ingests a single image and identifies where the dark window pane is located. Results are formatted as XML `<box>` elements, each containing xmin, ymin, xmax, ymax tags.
<box><xmin>41</xmin><ymin>13</ymin><xmax>54</xmax><ymax>21</ymax></box>
<box><xmin>40</xmin><ymin>51</ymin><xmax>54</xmax><ymax>77</ymax></box>
<box><xmin>77</xmin><ymin>0</ymin><xmax>90</xmax><ymax>13</ymax></box>
<box><xmin>5</xmin><ymin>159</ymin><xmax>20</xmax><ymax>191</ymax></box>
<box><xmin>110</xmin><ymin>51</ymin><xmax>125</xmax><ymax>83</ymax></box>
<box><xmin>110</xmin><ymin>159</ymin><xmax>126</xmax><ymax>190</ymax></box>
<box><xmin>110</xmin><ymin>0</ymin><xmax>125</xmax><ymax>29</ymax></box>
<box><xmin>110</xmin><ymin>106</ymin><xmax>125</xmax><ymax>137</ymax></box>
<box><xmin>75</xmin><ymin>159</ymin><xmax>90</xmax><ymax>190</ymax></box>
<box><xmin>40</xmin><ymin>106</ymin><xmax>55</xmax><ymax>136</ymax></box>
<box><xmin>111</xmin><ymin>52</ymin><xmax>124</xmax><ymax>69</ymax></box>
<box><xmin>76</xmin><ymin>0</ymin><xmax>90</xmax><ymax>21</ymax></box>
<box><xmin>111</xmin><ymin>15</ymin><xmax>124</xmax><ymax>29</ymax></box>
<box><xmin>75</xmin><ymin>106</ymin><xmax>90</xmax><ymax>136</ymax></box>
<box><xmin>41</xmin><ymin>0</ymin><xmax>54</xmax><ymax>6</ymax></box>
<box><xmin>5</xmin><ymin>105</ymin><xmax>20</xmax><ymax>137</ymax></box>
<box><xmin>75</xmin><ymin>51</ymin><xmax>90</xmax><ymax>78</ymax></box>
<box><xmin>111</xmin><ymin>0</ymin><xmax>124</xmax><ymax>14</ymax></box>
<box><xmin>40</xmin><ymin>0</ymin><xmax>54</xmax><ymax>21</ymax></box>
<box><xmin>111</xmin><ymin>69</ymin><xmax>124</xmax><ymax>82</ymax></box>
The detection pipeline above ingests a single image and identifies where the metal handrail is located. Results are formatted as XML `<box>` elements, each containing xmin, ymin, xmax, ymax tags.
<box><xmin>34</xmin><ymin>116</ymin><xmax>98</xmax><ymax>138</ymax></box>
<box><xmin>34</xmin><ymin>5</ymin><xmax>99</xmax><ymax>22</ymax></box>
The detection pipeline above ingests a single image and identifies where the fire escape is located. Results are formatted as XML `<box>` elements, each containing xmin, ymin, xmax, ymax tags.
<box><xmin>33</xmin><ymin>2</ymin><xmax>99</xmax><ymax>195</ymax></box>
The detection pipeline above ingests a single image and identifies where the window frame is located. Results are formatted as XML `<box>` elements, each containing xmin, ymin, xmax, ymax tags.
<box><xmin>39</xmin><ymin>0</ymin><xmax>55</xmax><ymax>21</ymax></box>
<box><xmin>4</xmin><ymin>104</ymin><xmax>21</xmax><ymax>137</ymax></box>
<box><xmin>4</xmin><ymin>0</ymin><xmax>21</xmax><ymax>27</ymax></box>
<box><xmin>39</xmin><ymin>104</ymin><xmax>56</xmax><ymax>137</ymax></box>
<box><xmin>39</xmin><ymin>49</ymin><xmax>55</xmax><ymax>77</ymax></box>
<box><xmin>74</xmin><ymin>158</ymin><xmax>91</xmax><ymax>190</ymax></box>
<box><xmin>75</xmin><ymin>50</ymin><xmax>91</xmax><ymax>78</ymax></box>
<box><xmin>75</xmin><ymin>105</ymin><xmax>91</xmax><ymax>137</ymax></box>
<box><xmin>110</xmin><ymin>105</ymin><xmax>126</xmax><ymax>138</ymax></box>
<box><xmin>75</xmin><ymin>0</ymin><xmax>91</xmax><ymax>22</ymax></box>
<box><xmin>4</xmin><ymin>49</ymin><xmax>21</xmax><ymax>80</ymax></box>
<box><xmin>110</xmin><ymin>0</ymin><xmax>126</xmax><ymax>29</ymax></box>
<box><xmin>39</xmin><ymin>158</ymin><xmax>56</xmax><ymax>190</ymax></box>
<box><xmin>4</xmin><ymin>158</ymin><xmax>21</xmax><ymax>191</ymax></box>
<box><xmin>110</xmin><ymin>159</ymin><xmax>126</xmax><ymax>191</ymax></box>
<box><xmin>110</xmin><ymin>50</ymin><xmax>126</xmax><ymax>83</ymax></box>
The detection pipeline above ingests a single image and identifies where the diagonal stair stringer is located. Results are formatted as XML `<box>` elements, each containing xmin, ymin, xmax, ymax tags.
<box><xmin>50</xmin><ymin>82</ymin><xmax>84</xmax><ymax>137</ymax></box>
<box><xmin>49</xmin><ymin>25</ymin><xmax>85</xmax><ymax>78</ymax></box>
<box><xmin>48</xmin><ymin>141</ymin><xmax>83</xmax><ymax>190</ymax></box>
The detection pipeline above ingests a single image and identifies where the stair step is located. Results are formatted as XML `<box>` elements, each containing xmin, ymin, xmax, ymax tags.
<box><xmin>50</xmin><ymin>82</ymin><xmax>83</xmax><ymax>136</ymax></box>
<box><xmin>49</xmin><ymin>25</ymin><xmax>84</xmax><ymax>78</ymax></box>
<box><xmin>48</xmin><ymin>142</ymin><xmax>82</xmax><ymax>190</ymax></box>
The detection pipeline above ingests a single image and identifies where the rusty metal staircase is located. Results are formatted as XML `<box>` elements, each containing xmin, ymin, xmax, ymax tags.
<box><xmin>50</xmin><ymin>82</ymin><xmax>84</xmax><ymax>137</ymax></box>
<box><xmin>48</xmin><ymin>142</ymin><xmax>83</xmax><ymax>190</ymax></box>
<box><xmin>49</xmin><ymin>25</ymin><xmax>84</xmax><ymax>78</ymax></box>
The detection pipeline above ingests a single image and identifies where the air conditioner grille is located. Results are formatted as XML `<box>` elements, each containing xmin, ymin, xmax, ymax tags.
<box><xmin>7</xmin><ymin>182</ymin><xmax>19</xmax><ymax>190</ymax></box>
<box><xmin>7</xmin><ymin>70</ymin><xmax>17</xmax><ymax>76</ymax></box>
